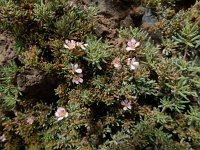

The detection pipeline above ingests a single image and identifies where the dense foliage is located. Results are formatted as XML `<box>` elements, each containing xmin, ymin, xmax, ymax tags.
<box><xmin>0</xmin><ymin>0</ymin><xmax>200</xmax><ymax>149</ymax></box>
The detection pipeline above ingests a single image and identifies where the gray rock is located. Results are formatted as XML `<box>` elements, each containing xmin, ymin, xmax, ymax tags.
<box><xmin>142</xmin><ymin>8</ymin><xmax>158</xmax><ymax>25</ymax></box>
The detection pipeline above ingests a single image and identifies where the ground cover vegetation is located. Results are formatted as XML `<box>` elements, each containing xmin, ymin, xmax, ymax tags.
<box><xmin>0</xmin><ymin>0</ymin><xmax>200</xmax><ymax>149</ymax></box>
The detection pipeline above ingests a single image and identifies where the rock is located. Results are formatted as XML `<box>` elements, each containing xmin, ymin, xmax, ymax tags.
<box><xmin>94</xmin><ymin>24</ymin><xmax>109</xmax><ymax>37</ymax></box>
<box><xmin>131</xmin><ymin>6</ymin><xmax>145</xmax><ymax>17</ymax></box>
<box><xmin>0</xmin><ymin>32</ymin><xmax>16</xmax><ymax>66</ymax></box>
<box><xmin>129</xmin><ymin>6</ymin><xmax>145</xmax><ymax>27</ymax></box>
<box><xmin>141</xmin><ymin>8</ymin><xmax>162</xmax><ymax>43</ymax></box>
<box><xmin>97</xmin><ymin>0</ymin><xmax>128</xmax><ymax>19</ymax></box>
<box><xmin>17</xmin><ymin>69</ymin><xmax>59</xmax><ymax>102</ymax></box>
<box><xmin>92</xmin><ymin>0</ymin><xmax>132</xmax><ymax>38</ymax></box>
<box><xmin>142</xmin><ymin>8</ymin><xmax>158</xmax><ymax>26</ymax></box>
<box><xmin>120</xmin><ymin>15</ymin><xmax>133</xmax><ymax>27</ymax></box>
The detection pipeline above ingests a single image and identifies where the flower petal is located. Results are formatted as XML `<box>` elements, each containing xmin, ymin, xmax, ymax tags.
<box><xmin>79</xmin><ymin>73</ymin><xmax>83</xmax><ymax>77</ymax></box>
<box><xmin>63</xmin><ymin>44</ymin><xmax>69</xmax><ymax>49</ymax></box>
<box><xmin>74</xmin><ymin>63</ymin><xmax>78</xmax><ymax>69</ymax></box>
<box><xmin>114</xmin><ymin>64</ymin><xmax>121</xmax><ymax>69</ymax></box>
<box><xmin>79</xmin><ymin>78</ymin><xmax>83</xmax><ymax>83</ymax></box>
<box><xmin>123</xmin><ymin>107</ymin><xmax>128</xmax><ymax>111</ymax></box>
<box><xmin>65</xmin><ymin>39</ymin><xmax>69</xmax><ymax>43</ymax></box>
<box><xmin>72</xmin><ymin>78</ymin><xmax>76</xmax><ymax>84</ymax></box>
<box><xmin>131</xmin><ymin>38</ymin><xmax>136</xmax><ymax>44</ymax></box>
<box><xmin>121</xmin><ymin>101</ymin><xmax>125</xmax><ymax>105</ymax></box>
<box><xmin>130</xmin><ymin>65</ymin><xmax>136</xmax><ymax>70</ymax></box>
<box><xmin>131</xmin><ymin>57</ymin><xmax>136</xmax><ymax>62</ymax></box>
<box><xmin>80</xmin><ymin>45</ymin><xmax>86</xmax><ymax>50</ymax></box>
<box><xmin>58</xmin><ymin>117</ymin><xmax>64</xmax><ymax>121</ymax></box>
<box><xmin>76</xmin><ymin>68</ymin><xmax>82</xmax><ymax>73</ymax></box>
<box><xmin>75</xmin><ymin>80</ymin><xmax>79</xmax><ymax>84</ymax></box>
<box><xmin>127</xmin><ymin>58</ymin><xmax>131</xmax><ymax>65</ymax></box>
<box><xmin>133</xmin><ymin>62</ymin><xmax>139</xmax><ymax>67</ymax></box>
<box><xmin>126</xmin><ymin>47</ymin><xmax>133</xmax><ymax>51</ymax></box>
<box><xmin>128</xmin><ymin>105</ymin><xmax>132</xmax><ymax>110</ymax></box>
<box><xmin>65</xmin><ymin>112</ymin><xmax>69</xmax><ymax>118</ymax></box>
<box><xmin>124</xmin><ymin>100</ymin><xmax>129</xmax><ymax>103</ymax></box>
<box><xmin>55</xmin><ymin>112</ymin><xmax>60</xmax><ymax>117</ymax></box>
<box><xmin>127</xmin><ymin>41</ymin><xmax>132</xmax><ymax>47</ymax></box>
<box><xmin>135</xmin><ymin>42</ymin><xmax>140</xmax><ymax>47</ymax></box>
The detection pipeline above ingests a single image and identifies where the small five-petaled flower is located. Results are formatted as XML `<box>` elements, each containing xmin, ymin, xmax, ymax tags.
<box><xmin>63</xmin><ymin>39</ymin><xmax>76</xmax><ymax>50</ymax></box>
<box><xmin>126</xmin><ymin>38</ymin><xmax>140</xmax><ymax>52</ymax></box>
<box><xmin>121</xmin><ymin>100</ymin><xmax>132</xmax><ymax>111</ymax></box>
<box><xmin>71</xmin><ymin>63</ymin><xmax>82</xmax><ymax>74</ymax></box>
<box><xmin>55</xmin><ymin>107</ymin><xmax>69</xmax><ymax>121</ymax></box>
<box><xmin>127</xmin><ymin>58</ymin><xmax>139</xmax><ymax>70</ymax></box>
<box><xmin>111</xmin><ymin>57</ymin><xmax>122</xmax><ymax>69</ymax></box>
<box><xmin>72</xmin><ymin>74</ymin><xmax>83</xmax><ymax>84</ymax></box>
<box><xmin>26</xmin><ymin>116</ymin><xmax>34</xmax><ymax>125</ymax></box>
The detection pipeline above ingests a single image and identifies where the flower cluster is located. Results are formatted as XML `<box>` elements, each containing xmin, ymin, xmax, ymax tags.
<box><xmin>112</xmin><ymin>38</ymin><xmax>140</xmax><ymax>71</ymax></box>
<box><xmin>63</xmin><ymin>39</ymin><xmax>87</xmax><ymax>84</ymax></box>
<box><xmin>64</xmin><ymin>39</ymin><xmax>88</xmax><ymax>50</ymax></box>
<box><xmin>71</xmin><ymin>63</ymin><xmax>83</xmax><ymax>84</ymax></box>
<box><xmin>111</xmin><ymin>38</ymin><xmax>140</xmax><ymax>111</ymax></box>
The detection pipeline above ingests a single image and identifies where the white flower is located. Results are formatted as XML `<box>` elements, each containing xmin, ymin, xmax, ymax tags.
<box><xmin>72</xmin><ymin>74</ymin><xmax>83</xmax><ymax>84</ymax></box>
<box><xmin>63</xmin><ymin>39</ymin><xmax>76</xmax><ymax>49</ymax></box>
<box><xmin>121</xmin><ymin>100</ymin><xmax>132</xmax><ymax>111</ymax></box>
<box><xmin>126</xmin><ymin>38</ymin><xmax>140</xmax><ymax>52</ymax></box>
<box><xmin>26</xmin><ymin>117</ymin><xmax>34</xmax><ymax>125</ymax></box>
<box><xmin>71</xmin><ymin>63</ymin><xmax>82</xmax><ymax>74</ymax></box>
<box><xmin>0</xmin><ymin>134</ymin><xmax>6</xmax><ymax>142</ymax></box>
<box><xmin>111</xmin><ymin>57</ymin><xmax>122</xmax><ymax>69</ymax></box>
<box><xmin>55</xmin><ymin>107</ymin><xmax>69</xmax><ymax>121</ymax></box>
<box><xmin>127</xmin><ymin>58</ymin><xmax>139</xmax><ymax>70</ymax></box>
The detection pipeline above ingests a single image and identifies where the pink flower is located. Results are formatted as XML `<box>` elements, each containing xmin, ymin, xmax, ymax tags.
<box><xmin>0</xmin><ymin>134</ymin><xmax>6</xmax><ymax>142</ymax></box>
<box><xmin>55</xmin><ymin>107</ymin><xmax>69</xmax><ymax>121</ymax></box>
<box><xmin>121</xmin><ymin>100</ymin><xmax>132</xmax><ymax>111</ymax></box>
<box><xmin>26</xmin><ymin>117</ymin><xmax>34</xmax><ymax>125</ymax></box>
<box><xmin>71</xmin><ymin>63</ymin><xmax>82</xmax><ymax>74</ymax></box>
<box><xmin>111</xmin><ymin>57</ymin><xmax>122</xmax><ymax>69</ymax></box>
<box><xmin>72</xmin><ymin>74</ymin><xmax>83</xmax><ymax>84</ymax></box>
<box><xmin>127</xmin><ymin>58</ymin><xmax>139</xmax><ymax>70</ymax></box>
<box><xmin>126</xmin><ymin>38</ymin><xmax>140</xmax><ymax>52</ymax></box>
<box><xmin>63</xmin><ymin>39</ymin><xmax>76</xmax><ymax>49</ymax></box>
